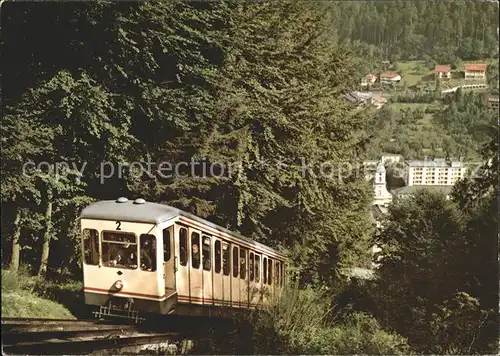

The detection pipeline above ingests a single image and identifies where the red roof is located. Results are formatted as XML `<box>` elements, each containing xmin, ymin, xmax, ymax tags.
<box><xmin>464</xmin><ymin>64</ymin><xmax>487</xmax><ymax>72</ymax></box>
<box><xmin>380</xmin><ymin>72</ymin><xmax>400</xmax><ymax>79</ymax></box>
<box><xmin>365</xmin><ymin>74</ymin><xmax>377</xmax><ymax>81</ymax></box>
<box><xmin>434</xmin><ymin>65</ymin><xmax>451</xmax><ymax>73</ymax></box>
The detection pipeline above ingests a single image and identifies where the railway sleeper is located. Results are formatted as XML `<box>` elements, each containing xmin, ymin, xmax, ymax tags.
<box><xmin>2</xmin><ymin>325</ymin><xmax>137</xmax><ymax>344</ymax></box>
<box><xmin>2</xmin><ymin>332</ymin><xmax>180</xmax><ymax>355</ymax></box>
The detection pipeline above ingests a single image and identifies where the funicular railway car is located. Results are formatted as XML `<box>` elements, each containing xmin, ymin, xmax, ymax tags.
<box><xmin>80</xmin><ymin>197</ymin><xmax>286</xmax><ymax>321</ymax></box>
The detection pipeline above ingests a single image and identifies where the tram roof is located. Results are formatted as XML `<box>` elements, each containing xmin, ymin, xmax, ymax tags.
<box><xmin>80</xmin><ymin>199</ymin><xmax>283</xmax><ymax>257</ymax></box>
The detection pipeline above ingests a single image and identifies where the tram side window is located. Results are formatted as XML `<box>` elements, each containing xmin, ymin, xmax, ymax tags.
<box><xmin>163</xmin><ymin>228</ymin><xmax>171</xmax><ymax>263</ymax></box>
<box><xmin>249</xmin><ymin>252</ymin><xmax>254</xmax><ymax>282</ymax></box>
<box><xmin>179</xmin><ymin>228</ymin><xmax>187</xmax><ymax>266</ymax></box>
<box><xmin>222</xmin><ymin>243</ymin><xmax>230</xmax><ymax>276</ymax></box>
<box><xmin>215</xmin><ymin>241</ymin><xmax>222</xmax><ymax>274</ymax></box>
<box><xmin>102</xmin><ymin>231</ymin><xmax>137</xmax><ymax>269</ymax></box>
<box><xmin>83</xmin><ymin>229</ymin><xmax>99</xmax><ymax>265</ymax></box>
<box><xmin>191</xmin><ymin>232</ymin><xmax>200</xmax><ymax>269</ymax></box>
<box><xmin>140</xmin><ymin>234</ymin><xmax>157</xmax><ymax>272</ymax></box>
<box><xmin>202</xmin><ymin>236</ymin><xmax>211</xmax><ymax>271</ymax></box>
<box><xmin>255</xmin><ymin>255</ymin><xmax>260</xmax><ymax>283</ymax></box>
<box><xmin>263</xmin><ymin>257</ymin><xmax>267</xmax><ymax>284</ymax></box>
<box><xmin>268</xmin><ymin>258</ymin><xmax>273</xmax><ymax>285</ymax></box>
<box><xmin>233</xmin><ymin>246</ymin><xmax>239</xmax><ymax>278</ymax></box>
<box><xmin>280</xmin><ymin>263</ymin><xmax>284</xmax><ymax>286</ymax></box>
<box><xmin>240</xmin><ymin>249</ymin><xmax>247</xmax><ymax>280</ymax></box>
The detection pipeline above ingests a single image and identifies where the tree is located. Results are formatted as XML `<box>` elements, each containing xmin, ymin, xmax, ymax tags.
<box><xmin>374</xmin><ymin>124</ymin><xmax>499</xmax><ymax>353</ymax></box>
<box><xmin>123</xmin><ymin>1</ymin><xmax>374</xmax><ymax>286</ymax></box>
<box><xmin>1</xmin><ymin>111</ymin><xmax>53</xmax><ymax>271</ymax></box>
<box><xmin>3</xmin><ymin>69</ymin><xmax>136</xmax><ymax>277</ymax></box>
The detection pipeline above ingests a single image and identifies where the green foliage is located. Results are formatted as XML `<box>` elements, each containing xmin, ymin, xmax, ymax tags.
<box><xmin>366</xmin><ymin>92</ymin><xmax>494</xmax><ymax>161</ymax></box>
<box><xmin>123</xmin><ymin>1</ymin><xmax>374</xmax><ymax>285</ymax></box>
<box><xmin>250</xmin><ymin>285</ymin><xmax>411</xmax><ymax>355</ymax></box>
<box><xmin>326</xmin><ymin>312</ymin><xmax>411</xmax><ymax>355</ymax></box>
<box><xmin>486</xmin><ymin>61</ymin><xmax>499</xmax><ymax>93</ymax></box>
<box><xmin>374</xmin><ymin>175</ymin><xmax>499</xmax><ymax>354</ymax></box>
<box><xmin>428</xmin><ymin>292</ymin><xmax>492</xmax><ymax>355</ymax></box>
<box><xmin>1</xmin><ymin>269</ymin><xmax>76</xmax><ymax>319</ymax></box>
<box><xmin>328</xmin><ymin>1</ymin><xmax>499</xmax><ymax>61</ymax></box>
<box><xmin>1</xmin><ymin>267</ymin><xmax>37</xmax><ymax>293</ymax></box>
<box><xmin>437</xmin><ymin>91</ymin><xmax>496</xmax><ymax>158</ymax></box>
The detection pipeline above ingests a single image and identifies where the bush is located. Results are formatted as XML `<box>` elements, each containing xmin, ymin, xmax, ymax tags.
<box><xmin>326</xmin><ymin>312</ymin><xmax>412</xmax><ymax>355</ymax></box>
<box><xmin>1</xmin><ymin>267</ymin><xmax>37</xmax><ymax>293</ymax></box>
<box><xmin>250</xmin><ymin>285</ymin><xmax>412</xmax><ymax>355</ymax></box>
<box><xmin>250</xmin><ymin>286</ymin><xmax>330</xmax><ymax>354</ymax></box>
<box><xmin>30</xmin><ymin>276</ymin><xmax>87</xmax><ymax>318</ymax></box>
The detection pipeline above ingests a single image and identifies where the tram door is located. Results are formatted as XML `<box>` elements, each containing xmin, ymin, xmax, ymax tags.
<box><xmin>175</xmin><ymin>225</ymin><xmax>190</xmax><ymax>300</ymax></box>
<box><xmin>231</xmin><ymin>245</ymin><xmax>240</xmax><ymax>308</ymax></box>
<box><xmin>222</xmin><ymin>242</ymin><xmax>231</xmax><ymax>307</ymax></box>
<box><xmin>212</xmin><ymin>239</ymin><xmax>223</xmax><ymax>306</ymax></box>
<box><xmin>162</xmin><ymin>226</ymin><xmax>176</xmax><ymax>296</ymax></box>
<box><xmin>189</xmin><ymin>229</ymin><xmax>203</xmax><ymax>304</ymax></box>
<box><xmin>201</xmin><ymin>235</ymin><xmax>213</xmax><ymax>305</ymax></box>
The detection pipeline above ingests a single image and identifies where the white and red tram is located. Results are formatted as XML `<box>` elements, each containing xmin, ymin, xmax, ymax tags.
<box><xmin>80</xmin><ymin>197</ymin><xmax>286</xmax><ymax>319</ymax></box>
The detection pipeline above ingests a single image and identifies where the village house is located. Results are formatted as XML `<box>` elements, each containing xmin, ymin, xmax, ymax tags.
<box><xmin>361</xmin><ymin>73</ymin><xmax>377</xmax><ymax>87</ymax></box>
<box><xmin>344</xmin><ymin>91</ymin><xmax>387</xmax><ymax>109</ymax></box>
<box><xmin>371</xmin><ymin>93</ymin><xmax>387</xmax><ymax>109</ymax></box>
<box><xmin>379</xmin><ymin>72</ymin><xmax>401</xmax><ymax>84</ymax></box>
<box><xmin>464</xmin><ymin>64</ymin><xmax>487</xmax><ymax>80</ymax></box>
<box><xmin>381</xmin><ymin>153</ymin><xmax>404</xmax><ymax>164</ymax></box>
<box><xmin>487</xmin><ymin>94</ymin><xmax>499</xmax><ymax>109</ymax></box>
<box><xmin>434</xmin><ymin>64</ymin><xmax>451</xmax><ymax>79</ymax></box>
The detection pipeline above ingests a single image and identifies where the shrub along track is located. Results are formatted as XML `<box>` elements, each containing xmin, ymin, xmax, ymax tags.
<box><xmin>1</xmin><ymin>317</ymin><xmax>189</xmax><ymax>355</ymax></box>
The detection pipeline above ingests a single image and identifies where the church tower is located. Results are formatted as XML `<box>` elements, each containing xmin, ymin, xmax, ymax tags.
<box><xmin>373</xmin><ymin>162</ymin><xmax>392</xmax><ymax>206</ymax></box>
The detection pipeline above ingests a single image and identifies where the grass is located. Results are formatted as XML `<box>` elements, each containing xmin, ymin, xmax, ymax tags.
<box><xmin>2</xmin><ymin>269</ymin><xmax>76</xmax><ymax>319</ymax></box>
<box><xmin>2</xmin><ymin>290</ymin><xmax>75</xmax><ymax>319</ymax></box>
<box><xmin>398</xmin><ymin>60</ymin><xmax>433</xmax><ymax>87</ymax></box>
<box><xmin>389</xmin><ymin>103</ymin><xmax>431</xmax><ymax>111</ymax></box>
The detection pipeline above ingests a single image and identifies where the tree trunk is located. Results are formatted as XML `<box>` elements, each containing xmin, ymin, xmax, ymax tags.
<box><xmin>38</xmin><ymin>186</ymin><xmax>53</xmax><ymax>278</ymax></box>
<box><xmin>9</xmin><ymin>208</ymin><xmax>22</xmax><ymax>272</ymax></box>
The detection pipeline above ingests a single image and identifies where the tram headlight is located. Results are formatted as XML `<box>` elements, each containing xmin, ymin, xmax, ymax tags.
<box><xmin>114</xmin><ymin>280</ymin><xmax>124</xmax><ymax>290</ymax></box>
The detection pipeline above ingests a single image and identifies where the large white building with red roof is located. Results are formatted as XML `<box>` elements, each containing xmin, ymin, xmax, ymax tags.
<box><xmin>434</xmin><ymin>65</ymin><xmax>451</xmax><ymax>79</ymax></box>
<box><xmin>464</xmin><ymin>64</ymin><xmax>487</xmax><ymax>80</ymax></box>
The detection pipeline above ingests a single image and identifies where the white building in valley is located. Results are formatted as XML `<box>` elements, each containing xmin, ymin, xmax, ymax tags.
<box><xmin>403</xmin><ymin>158</ymin><xmax>468</xmax><ymax>186</ymax></box>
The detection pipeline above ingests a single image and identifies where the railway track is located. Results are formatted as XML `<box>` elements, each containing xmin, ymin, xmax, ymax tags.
<box><xmin>1</xmin><ymin>317</ymin><xmax>182</xmax><ymax>355</ymax></box>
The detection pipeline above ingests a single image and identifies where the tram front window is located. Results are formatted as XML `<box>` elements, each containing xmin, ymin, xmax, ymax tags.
<box><xmin>140</xmin><ymin>234</ymin><xmax>157</xmax><ymax>272</ymax></box>
<box><xmin>102</xmin><ymin>231</ymin><xmax>137</xmax><ymax>269</ymax></box>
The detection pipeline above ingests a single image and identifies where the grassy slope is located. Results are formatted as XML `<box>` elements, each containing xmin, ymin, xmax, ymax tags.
<box><xmin>2</xmin><ymin>269</ymin><xmax>76</xmax><ymax>319</ymax></box>
<box><xmin>398</xmin><ymin>60</ymin><xmax>433</xmax><ymax>87</ymax></box>
<box><xmin>388</xmin><ymin>102</ymin><xmax>439</xmax><ymax>128</ymax></box>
